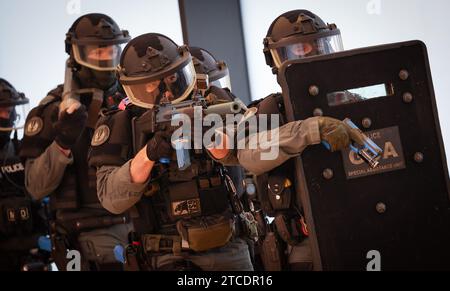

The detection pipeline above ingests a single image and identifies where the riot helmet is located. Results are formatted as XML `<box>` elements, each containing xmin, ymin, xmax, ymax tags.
<box><xmin>118</xmin><ymin>33</ymin><xmax>196</xmax><ymax>109</ymax></box>
<box><xmin>66</xmin><ymin>13</ymin><xmax>130</xmax><ymax>71</ymax></box>
<box><xmin>264</xmin><ymin>10</ymin><xmax>343</xmax><ymax>73</ymax></box>
<box><xmin>190</xmin><ymin>47</ymin><xmax>232</xmax><ymax>91</ymax></box>
<box><xmin>0</xmin><ymin>79</ymin><xmax>29</xmax><ymax>144</ymax></box>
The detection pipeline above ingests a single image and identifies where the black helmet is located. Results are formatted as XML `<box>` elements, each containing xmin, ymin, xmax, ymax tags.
<box><xmin>118</xmin><ymin>33</ymin><xmax>196</xmax><ymax>108</ymax></box>
<box><xmin>65</xmin><ymin>13</ymin><xmax>130</xmax><ymax>71</ymax></box>
<box><xmin>0</xmin><ymin>79</ymin><xmax>29</xmax><ymax>137</ymax></box>
<box><xmin>190</xmin><ymin>47</ymin><xmax>232</xmax><ymax>91</ymax></box>
<box><xmin>0</xmin><ymin>79</ymin><xmax>29</xmax><ymax>107</ymax></box>
<box><xmin>263</xmin><ymin>10</ymin><xmax>343</xmax><ymax>73</ymax></box>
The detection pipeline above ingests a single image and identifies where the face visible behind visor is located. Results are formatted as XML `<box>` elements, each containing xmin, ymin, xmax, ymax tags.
<box><xmin>0</xmin><ymin>79</ymin><xmax>29</xmax><ymax>134</ymax></box>
<box><xmin>66</xmin><ymin>13</ymin><xmax>131</xmax><ymax>71</ymax></box>
<box><xmin>118</xmin><ymin>33</ymin><xmax>196</xmax><ymax>109</ymax></box>
<box><xmin>72</xmin><ymin>43</ymin><xmax>124</xmax><ymax>71</ymax></box>
<box><xmin>264</xmin><ymin>10</ymin><xmax>344</xmax><ymax>73</ymax></box>
<box><xmin>190</xmin><ymin>47</ymin><xmax>232</xmax><ymax>91</ymax></box>
<box><xmin>269</xmin><ymin>33</ymin><xmax>343</xmax><ymax>68</ymax></box>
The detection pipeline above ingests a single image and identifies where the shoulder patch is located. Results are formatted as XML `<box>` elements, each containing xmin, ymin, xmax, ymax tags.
<box><xmin>24</xmin><ymin>117</ymin><xmax>44</xmax><ymax>136</ymax></box>
<box><xmin>91</xmin><ymin>125</ymin><xmax>111</xmax><ymax>146</ymax></box>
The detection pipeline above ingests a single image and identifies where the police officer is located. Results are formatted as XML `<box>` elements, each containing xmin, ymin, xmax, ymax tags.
<box><xmin>0</xmin><ymin>79</ymin><xmax>49</xmax><ymax>271</ymax></box>
<box><xmin>207</xmin><ymin>10</ymin><xmax>353</xmax><ymax>270</ymax></box>
<box><xmin>190</xmin><ymin>46</ymin><xmax>232</xmax><ymax>91</ymax></box>
<box><xmin>88</xmin><ymin>33</ymin><xmax>254</xmax><ymax>271</ymax></box>
<box><xmin>19</xmin><ymin>14</ymin><xmax>132</xmax><ymax>271</ymax></box>
<box><xmin>190</xmin><ymin>46</ymin><xmax>262</xmax><ymax>266</ymax></box>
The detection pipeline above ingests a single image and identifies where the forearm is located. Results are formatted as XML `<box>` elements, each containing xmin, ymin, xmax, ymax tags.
<box><xmin>237</xmin><ymin>117</ymin><xmax>321</xmax><ymax>176</ymax></box>
<box><xmin>130</xmin><ymin>146</ymin><xmax>154</xmax><ymax>183</ymax></box>
<box><xmin>96</xmin><ymin>148</ymin><xmax>153</xmax><ymax>215</ymax></box>
<box><xmin>25</xmin><ymin>141</ymin><xmax>73</xmax><ymax>200</ymax></box>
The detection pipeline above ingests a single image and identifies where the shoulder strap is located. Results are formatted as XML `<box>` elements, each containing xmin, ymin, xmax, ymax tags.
<box><xmin>39</xmin><ymin>85</ymin><xmax>63</xmax><ymax>107</ymax></box>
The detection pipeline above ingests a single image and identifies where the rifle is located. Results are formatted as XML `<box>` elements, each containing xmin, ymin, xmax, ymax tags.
<box><xmin>132</xmin><ymin>95</ymin><xmax>246</xmax><ymax>170</ymax></box>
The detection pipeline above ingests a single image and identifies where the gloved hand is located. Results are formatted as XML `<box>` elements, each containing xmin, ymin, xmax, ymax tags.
<box><xmin>318</xmin><ymin>117</ymin><xmax>350</xmax><ymax>152</ymax></box>
<box><xmin>54</xmin><ymin>104</ymin><xmax>88</xmax><ymax>150</ymax></box>
<box><xmin>146</xmin><ymin>131</ymin><xmax>173</xmax><ymax>162</ymax></box>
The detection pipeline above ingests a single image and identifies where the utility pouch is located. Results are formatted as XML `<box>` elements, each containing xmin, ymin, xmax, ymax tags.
<box><xmin>176</xmin><ymin>215</ymin><xmax>233</xmax><ymax>252</ymax></box>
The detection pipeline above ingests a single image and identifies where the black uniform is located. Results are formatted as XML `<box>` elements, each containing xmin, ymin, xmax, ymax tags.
<box><xmin>0</xmin><ymin>138</ymin><xmax>49</xmax><ymax>270</ymax></box>
<box><xmin>19</xmin><ymin>13</ymin><xmax>131</xmax><ymax>271</ymax></box>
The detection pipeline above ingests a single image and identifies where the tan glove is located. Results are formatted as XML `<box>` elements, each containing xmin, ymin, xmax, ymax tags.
<box><xmin>318</xmin><ymin>117</ymin><xmax>351</xmax><ymax>152</ymax></box>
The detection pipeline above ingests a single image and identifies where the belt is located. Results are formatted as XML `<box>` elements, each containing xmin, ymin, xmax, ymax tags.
<box><xmin>56</xmin><ymin>214</ymin><xmax>129</xmax><ymax>233</ymax></box>
<box><xmin>141</xmin><ymin>217</ymin><xmax>239</xmax><ymax>256</ymax></box>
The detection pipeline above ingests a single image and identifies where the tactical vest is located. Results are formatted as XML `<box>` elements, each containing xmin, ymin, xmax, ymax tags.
<box><xmin>89</xmin><ymin>89</ymin><xmax>240</xmax><ymax>251</ymax></box>
<box><xmin>251</xmin><ymin>93</ymin><xmax>308</xmax><ymax>246</ymax></box>
<box><xmin>20</xmin><ymin>85</ymin><xmax>123</xmax><ymax>225</ymax></box>
<box><xmin>0</xmin><ymin>141</ymin><xmax>40</xmax><ymax>242</ymax></box>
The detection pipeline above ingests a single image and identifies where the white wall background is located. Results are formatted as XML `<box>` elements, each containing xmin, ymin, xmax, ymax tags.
<box><xmin>241</xmin><ymin>0</ymin><xmax>450</xmax><ymax>166</ymax></box>
<box><xmin>0</xmin><ymin>0</ymin><xmax>183</xmax><ymax>110</ymax></box>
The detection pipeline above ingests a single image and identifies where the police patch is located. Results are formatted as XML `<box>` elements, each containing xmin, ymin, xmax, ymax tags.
<box><xmin>91</xmin><ymin>125</ymin><xmax>110</xmax><ymax>146</ymax></box>
<box><xmin>25</xmin><ymin>117</ymin><xmax>43</xmax><ymax>136</ymax></box>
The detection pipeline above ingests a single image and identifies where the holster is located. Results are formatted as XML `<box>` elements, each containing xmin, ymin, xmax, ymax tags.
<box><xmin>124</xmin><ymin>245</ymin><xmax>142</xmax><ymax>271</ymax></box>
<box><xmin>123</xmin><ymin>233</ymin><xmax>148</xmax><ymax>271</ymax></box>
<box><xmin>50</xmin><ymin>222</ymin><xmax>78</xmax><ymax>271</ymax></box>
<box><xmin>255</xmin><ymin>165</ymin><xmax>293</xmax><ymax>217</ymax></box>
<box><xmin>259</xmin><ymin>232</ymin><xmax>285</xmax><ymax>271</ymax></box>
<box><xmin>50</xmin><ymin>213</ymin><xmax>128</xmax><ymax>271</ymax></box>
<box><xmin>274</xmin><ymin>214</ymin><xmax>306</xmax><ymax>246</ymax></box>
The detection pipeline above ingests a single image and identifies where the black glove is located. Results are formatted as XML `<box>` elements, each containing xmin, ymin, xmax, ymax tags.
<box><xmin>54</xmin><ymin>105</ymin><xmax>88</xmax><ymax>150</ymax></box>
<box><xmin>146</xmin><ymin>131</ymin><xmax>173</xmax><ymax>162</ymax></box>
<box><xmin>318</xmin><ymin>117</ymin><xmax>350</xmax><ymax>152</ymax></box>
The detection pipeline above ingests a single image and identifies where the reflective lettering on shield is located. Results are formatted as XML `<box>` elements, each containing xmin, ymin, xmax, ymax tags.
<box><xmin>343</xmin><ymin>126</ymin><xmax>406</xmax><ymax>179</ymax></box>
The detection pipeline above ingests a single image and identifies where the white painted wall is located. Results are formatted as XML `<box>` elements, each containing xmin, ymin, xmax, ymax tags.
<box><xmin>241</xmin><ymin>0</ymin><xmax>450</xmax><ymax>166</ymax></box>
<box><xmin>0</xmin><ymin>0</ymin><xmax>183</xmax><ymax>110</ymax></box>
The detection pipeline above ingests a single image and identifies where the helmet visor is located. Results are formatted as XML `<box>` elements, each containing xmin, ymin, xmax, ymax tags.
<box><xmin>73</xmin><ymin>44</ymin><xmax>123</xmax><ymax>71</ymax></box>
<box><xmin>123</xmin><ymin>61</ymin><xmax>196</xmax><ymax>108</ymax></box>
<box><xmin>0</xmin><ymin>103</ymin><xmax>29</xmax><ymax>132</ymax></box>
<box><xmin>270</xmin><ymin>34</ymin><xmax>343</xmax><ymax>68</ymax></box>
<box><xmin>210</xmin><ymin>75</ymin><xmax>232</xmax><ymax>91</ymax></box>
